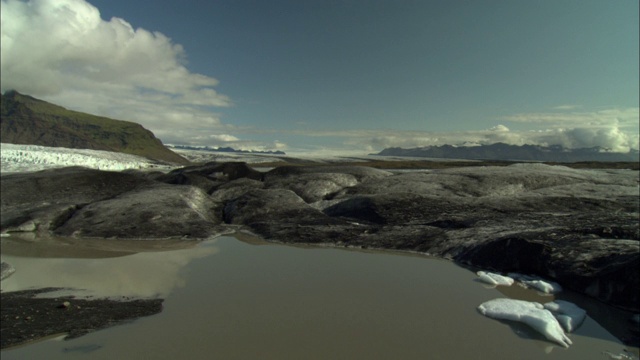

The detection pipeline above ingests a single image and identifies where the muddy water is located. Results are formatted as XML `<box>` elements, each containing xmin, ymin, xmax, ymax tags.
<box><xmin>1</xmin><ymin>235</ymin><xmax>637</xmax><ymax>359</ymax></box>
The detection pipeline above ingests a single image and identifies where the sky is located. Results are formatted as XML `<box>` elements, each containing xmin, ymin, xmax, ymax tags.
<box><xmin>1</xmin><ymin>0</ymin><xmax>639</xmax><ymax>155</ymax></box>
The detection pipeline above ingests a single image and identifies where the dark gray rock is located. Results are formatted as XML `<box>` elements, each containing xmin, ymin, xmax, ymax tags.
<box><xmin>211</xmin><ymin>178</ymin><xmax>265</xmax><ymax>200</ymax></box>
<box><xmin>1</xmin><ymin>166</ymin><xmax>226</xmax><ymax>239</ymax></box>
<box><xmin>1</xmin><ymin>167</ymin><xmax>156</xmax><ymax>234</ymax></box>
<box><xmin>155</xmin><ymin>171</ymin><xmax>221</xmax><ymax>193</ymax></box>
<box><xmin>455</xmin><ymin>229</ymin><xmax>639</xmax><ymax>311</ymax></box>
<box><xmin>154</xmin><ymin>161</ymin><xmax>264</xmax><ymax>193</ymax></box>
<box><xmin>227</xmin><ymin>164</ymin><xmax>640</xmax><ymax>312</ymax></box>
<box><xmin>1</xmin><ymin>162</ymin><xmax>638</xmax><ymax>313</ymax></box>
<box><xmin>264</xmin><ymin>165</ymin><xmax>391</xmax><ymax>183</ymax></box>
<box><xmin>223</xmin><ymin>189</ymin><xmax>337</xmax><ymax>226</ymax></box>
<box><xmin>265</xmin><ymin>172</ymin><xmax>358</xmax><ymax>203</ymax></box>
<box><xmin>1</xmin><ymin>261</ymin><xmax>15</xmax><ymax>280</ymax></box>
<box><xmin>54</xmin><ymin>183</ymin><xmax>225</xmax><ymax>239</ymax></box>
<box><xmin>261</xmin><ymin>165</ymin><xmax>391</xmax><ymax>203</ymax></box>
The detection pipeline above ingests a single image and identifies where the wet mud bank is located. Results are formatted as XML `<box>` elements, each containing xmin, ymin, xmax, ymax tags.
<box><xmin>0</xmin><ymin>288</ymin><xmax>163</xmax><ymax>349</ymax></box>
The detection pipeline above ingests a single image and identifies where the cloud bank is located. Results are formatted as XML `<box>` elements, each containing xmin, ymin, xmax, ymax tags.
<box><xmin>1</xmin><ymin>0</ymin><xmax>230</xmax><ymax>142</ymax></box>
<box><xmin>282</xmin><ymin>107</ymin><xmax>639</xmax><ymax>154</ymax></box>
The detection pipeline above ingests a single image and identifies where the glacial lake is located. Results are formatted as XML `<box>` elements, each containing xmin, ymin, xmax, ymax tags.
<box><xmin>1</xmin><ymin>234</ymin><xmax>637</xmax><ymax>359</ymax></box>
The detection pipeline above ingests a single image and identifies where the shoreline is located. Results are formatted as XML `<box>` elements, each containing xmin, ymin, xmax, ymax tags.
<box><xmin>0</xmin><ymin>288</ymin><xmax>163</xmax><ymax>349</ymax></box>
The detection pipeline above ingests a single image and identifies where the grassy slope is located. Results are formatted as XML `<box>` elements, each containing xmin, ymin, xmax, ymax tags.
<box><xmin>0</xmin><ymin>91</ymin><xmax>189</xmax><ymax>165</ymax></box>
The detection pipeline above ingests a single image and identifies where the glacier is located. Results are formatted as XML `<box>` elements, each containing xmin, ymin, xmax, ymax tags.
<box><xmin>0</xmin><ymin>143</ymin><xmax>165</xmax><ymax>173</ymax></box>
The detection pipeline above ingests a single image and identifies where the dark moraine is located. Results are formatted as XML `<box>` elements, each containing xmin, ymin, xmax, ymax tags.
<box><xmin>1</xmin><ymin>162</ymin><xmax>638</xmax><ymax>317</ymax></box>
<box><xmin>1</xmin><ymin>288</ymin><xmax>163</xmax><ymax>349</ymax></box>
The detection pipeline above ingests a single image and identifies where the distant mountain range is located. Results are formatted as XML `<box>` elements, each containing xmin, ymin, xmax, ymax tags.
<box><xmin>170</xmin><ymin>145</ymin><xmax>286</xmax><ymax>155</ymax></box>
<box><xmin>0</xmin><ymin>91</ymin><xmax>189</xmax><ymax>164</ymax></box>
<box><xmin>376</xmin><ymin>143</ymin><xmax>640</xmax><ymax>162</ymax></box>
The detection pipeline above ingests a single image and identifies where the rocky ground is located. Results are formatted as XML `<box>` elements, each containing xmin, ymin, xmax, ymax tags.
<box><xmin>1</xmin><ymin>161</ymin><xmax>638</xmax><ymax>346</ymax></box>
<box><xmin>0</xmin><ymin>288</ymin><xmax>163</xmax><ymax>349</ymax></box>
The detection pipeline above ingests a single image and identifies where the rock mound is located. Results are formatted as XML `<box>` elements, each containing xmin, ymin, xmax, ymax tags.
<box><xmin>1</xmin><ymin>162</ymin><xmax>638</xmax><ymax>312</ymax></box>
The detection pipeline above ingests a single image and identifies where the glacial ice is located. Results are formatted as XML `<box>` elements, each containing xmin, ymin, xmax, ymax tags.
<box><xmin>476</xmin><ymin>271</ymin><xmax>514</xmax><ymax>286</ymax></box>
<box><xmin>478</xmin><ymin>298</ymin><xmax>572</xmax><ymax>348</ymax></box>
<box><xmin>476</xmin><ymin>270</ymin><xmax>562</xmax><ymax>294</ymax></box>
<box><xmin>543</xmin><ymin>300</ymin><xmax>587</xmax><ymax>333</ymax></box>
<box><xmin>0</xmin><ymin>143</ymin><xmax>164</xmax><ymax>173</ymax></box>
<box><xmin>508</xmin><ymin>273</ymin><xmax>563</xmax><ymax>294</ymax></box>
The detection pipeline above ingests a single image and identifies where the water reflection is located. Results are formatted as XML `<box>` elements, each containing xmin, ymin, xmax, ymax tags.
<box><xmin>0</xmin><ymin>234</ymin><xmax>219</xmax><ymax>298</ymax></box>
<box><xmin>0</xmin><ymin>233</ymin><xmax>203</xmax><ymax>258</ymax></box>
<box><xmin>1</xmin><ymin>234</ymin><xmax>637</xmax><ymax>359</ymax></box>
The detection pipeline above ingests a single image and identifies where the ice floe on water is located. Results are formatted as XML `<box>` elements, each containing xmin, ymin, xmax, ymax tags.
<box><xmin>478</xmin><ymin>298</ymin><xmax>573</xmax><ymax>348</ymax></box>
<box><xmin>509</xmin><ymin>272</ymin><xmax>563</xmax><ymax>294</ymax></box>
<box><xmin>475</xmin><ymin>270</ymin><xmax>589</xmax><ymax>348</ymax></box>
<box><xmin>475</xmin><ymin>271</ymin><xmax>562</xmax><ymax>294</ymax></box>
<box><xmin>603</xmin><ymin>350</ymin><xmax>640</xmax><ymax>360</ymax></box>
<box><xmin>476</xmin><ymin>271</ymin><xmax>514</xmax><ymax>286</ymax></box>
<box><xmin>544</xmin><ymin>300</ymin><xmax>587</xmax><ymax>333</ymax></box>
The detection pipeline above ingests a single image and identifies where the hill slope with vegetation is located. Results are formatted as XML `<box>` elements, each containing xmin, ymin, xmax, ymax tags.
<box><xmin>0</xmin><ymin>91</ymin><xmax>189</xmax><ymax>165</ymax></box>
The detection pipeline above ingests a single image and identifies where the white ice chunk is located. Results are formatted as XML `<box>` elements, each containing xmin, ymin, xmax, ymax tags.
<box><xmin>543</xmin><ymin>300</ymin><xmax>586</xmax><ymax>332</ymax></box>
<box><xmin>508</xmin><ymin>273</ymin><xmax>562</xmax><ymax>294</ymax></box>
<box><xmin>523</xmin><ymin>279</ymin><xmax>562</xmax><ymax>294</ymax></box>
<box><xmin>508</xmin><ymin>273</ymin><xmax>537</xmax><ymax>281</ymax></box>
<box><xmin>476</xmin><ymin>271</ymin><xmax>514</xmax><ymax>286</ymax></box>
<box><xmin>478</xmin><ymin>298</ymin><xmax>572</xmax><ymax>348</ymax></box>
<box><xmin>602</xmin><ymin>350</ymin><xmax>640</xmax><ymax>360</ymax></box>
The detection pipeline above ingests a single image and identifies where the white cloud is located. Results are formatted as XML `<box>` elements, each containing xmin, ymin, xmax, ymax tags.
<box><xmin>532</xmin><ymin>127</ymin><xmax>638</xmax><ymax>152</ymax></box>
<box><xmin>223</xmin><ymin>140</ymin><xmax>287</xmax><ymax>152</ymax></box>
<box><xmin>1</xmin><ymin>0</ymin><xmax>231</xmax><ymax>143</ymax></box>
<box><xmin>175</xmin><ymin>134</ymin><xmax>288</xmax><ymax>152</ymax></box>
<box><xmin>208</xmin><ymin>134</ymin><xmax>241</xmax><ymax>142</ymax></box>
<box><xmin>273</xmin><ymin>119</ymin><xmax>639</xmax><ymax>153</ymax></box>
<box><xmin>273</xmin><ymin>140</ymin><xmax>288</xmax><ymax>150</ymax></box>
<box><xmin>552</xmin><ymin>104</ymin><xmax>581</xmax><ymax>111</ymax></box>
<box><xmin>496</xmin><ymin>107</ymin><xmax>639</xmax><ymax>152</ymax></box>
<box><xmin>489</xmin><ymin>124</ymin><xmax>510</xmax><ymax>132</ymax></box>
<box><xmin>501</xmin><ymin>108</ymin><xmax>639</xmax><ymax>129</ymax></box>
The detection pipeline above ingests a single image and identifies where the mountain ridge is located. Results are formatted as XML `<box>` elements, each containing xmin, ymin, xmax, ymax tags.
<box><xmin>169</xmin><ymin>144</ymin><xmax>286</xmax><ymax>155</ymax></box>
<box><xmin>0</xmin><ymin>91</ymin><xmax>189</xmax><ymax>165</ymax></box>
<box><xmin>376</xmin><ymin>143</ymin><xmax>640</xmax><ymax>162</ymax></box>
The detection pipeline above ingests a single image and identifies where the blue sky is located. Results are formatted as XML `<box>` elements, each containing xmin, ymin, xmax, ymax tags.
<box><xmin>1</xmin><ymin>0</ymin><xmax>638</xmax><ymax>154</ymax></box>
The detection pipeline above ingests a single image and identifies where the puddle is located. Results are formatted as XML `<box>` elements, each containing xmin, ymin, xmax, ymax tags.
<box><xmin>1</xmin><ymin>235</ymin><xmax>637</xmax><ymax>359</ymax></box>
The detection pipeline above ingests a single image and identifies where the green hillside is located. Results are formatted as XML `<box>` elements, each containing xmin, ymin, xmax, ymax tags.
<box><xmin>0</xmin><ymin>91</ymin><xmax>189</xmax><ymax>165</ymax></box>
